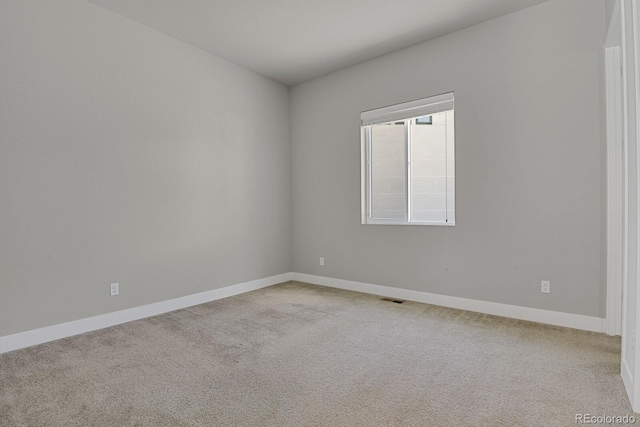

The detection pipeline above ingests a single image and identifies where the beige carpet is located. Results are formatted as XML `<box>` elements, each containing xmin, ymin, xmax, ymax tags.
<box><xmin>0</xmin><ymin>281</ymin><xmax>633</xmax><ymax>426</ymax></box>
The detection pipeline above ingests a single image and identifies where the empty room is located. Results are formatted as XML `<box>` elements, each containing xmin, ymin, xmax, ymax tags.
<box><xmin>2</xmin><ymin>0</ymin><xmax>640</xmax><ymax>425</ymax></box>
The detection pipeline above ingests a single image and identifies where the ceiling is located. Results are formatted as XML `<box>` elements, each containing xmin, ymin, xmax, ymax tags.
<box><xmin>86</xmin><ymin>0</ymin><xmax>550</xmax><ymax>86</ymax></box>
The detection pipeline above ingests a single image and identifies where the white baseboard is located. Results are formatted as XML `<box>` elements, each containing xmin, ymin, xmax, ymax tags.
<box><xmin>0</xmin><ymin>271</ymin><xmax>607</xmax><ymax>354</ymax></box>
<box><xmin>622</xmin><ymin>358</ymin><xmax>635</xmax><ymax>411</ymax></box>
<box><xmin>291</xmin><ymin>273</ymin><xmax>606</xmax><ymax>333</ymax></box>
<box><xmin>0</xmin><ymin>273</ymin><xmax>292</xmax><ymax>354</ymax></box>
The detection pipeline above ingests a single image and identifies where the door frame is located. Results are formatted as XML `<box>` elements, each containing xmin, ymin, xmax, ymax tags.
<box><xmin>606</xmin><ymin>0</ymin><xmax>624</xmax><ymax>337</ymax></box>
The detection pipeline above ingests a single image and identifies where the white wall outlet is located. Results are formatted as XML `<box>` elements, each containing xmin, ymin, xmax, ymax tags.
<box><xmin>541</xmin><ymin>280</ymin><xmax>550</xmax><ymax>294</ymax></box>
<box><xmin>110</xmin><ymin>283</ymin><xmax>119</xmax><ymax>296</ymax></box>
<box><xmin>319</xmin><ymin>257</ymin><xmax>325</xmax><ymax>266</ymax></box>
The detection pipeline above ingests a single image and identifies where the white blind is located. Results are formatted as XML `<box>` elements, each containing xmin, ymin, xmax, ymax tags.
<box><xmin>361</xmin><ymin>92</ymin><xmax>454</xmax><ymax>126</ymax></box>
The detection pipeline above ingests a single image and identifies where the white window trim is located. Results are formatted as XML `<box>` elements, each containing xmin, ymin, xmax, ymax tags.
<box><xmin>360</xmin><ymin>92</ymin><xmax>455</xmax><ymax>226</ymax></box>
<box><xmin>361</xmin><ymin>92</ymin><xmax>455</xmax><ymax>127</ymax></box>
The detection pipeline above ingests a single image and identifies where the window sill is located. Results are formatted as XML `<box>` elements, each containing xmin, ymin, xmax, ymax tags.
<box><xmin>362</xmin><ymin>220</ymin><xmax>455</xmax><ymax>226</ymax></box>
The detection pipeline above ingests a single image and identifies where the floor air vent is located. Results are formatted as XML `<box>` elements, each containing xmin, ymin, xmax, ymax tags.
<box><xmin>380</xmin><ymin>297</ymin><xmax>405</xmax><ymax>304</ymax></box>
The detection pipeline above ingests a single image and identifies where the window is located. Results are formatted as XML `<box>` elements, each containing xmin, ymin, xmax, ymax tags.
<box><xmin>415</xmin><ymin>116</ymin><xmax>433</xmax><ymax>125</ymax></box>
<box><xmin>361</xmin><ymin>92</ymin><xmax>455</xmax><ymax>226</ymax></box>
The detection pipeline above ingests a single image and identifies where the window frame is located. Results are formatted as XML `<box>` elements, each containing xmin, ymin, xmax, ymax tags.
<box><xmin>360</xmin><ymin>92</ymin><xmax>455</xmax><ymax>226</ymax></box>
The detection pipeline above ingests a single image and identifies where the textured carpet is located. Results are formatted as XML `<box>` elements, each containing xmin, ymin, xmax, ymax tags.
<box><xmin>0</xmin><ymin>281</ymin><xmax>633</xmax><ymax>426</ymax></box>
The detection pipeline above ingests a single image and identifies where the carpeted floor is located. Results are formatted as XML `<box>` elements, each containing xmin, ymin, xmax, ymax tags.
<box><xmin>0</xmin><ymin>281</ymin><xmax>634</xmax><ymax>426</ymax></box>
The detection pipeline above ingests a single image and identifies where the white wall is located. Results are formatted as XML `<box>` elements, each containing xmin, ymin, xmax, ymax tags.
<box><xmin>291</xmin><ymin>0</ymin><xmax>607</xmax><ymax>317</ymax></box>
<box><xmin>0</xmin><ymin>0</ymin><xmax>291</xmax><ymax>336</ymax></box>
<box><xmin>608</xmin><ymin>0</ymin><xmax>619</xmax><ymax>27</ymax></box>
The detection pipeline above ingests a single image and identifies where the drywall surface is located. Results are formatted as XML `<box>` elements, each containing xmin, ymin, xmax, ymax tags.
<box><xmin>606</xmin><ymin>0</ymin><xmax>617</xmax><ymax>29</ymax></box>
<box><xmin>0</xmin><ymin>0</ymin><xmax>291</xmax><ymax>335</ymax></box>
<box><xmin>291</xmin><ymin>0</ymin><xmax>606</xmax><ymax>317</ymax></box>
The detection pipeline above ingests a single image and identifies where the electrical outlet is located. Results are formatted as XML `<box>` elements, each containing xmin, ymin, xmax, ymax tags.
<box><xmin>110</xmin><ymin>283</ymin><xmax>119</xmax><ymax>296</ymax></box>
<box><xmin>320</xmin><ymin>257</ymin><xmax>325</xmax><ymax>266</ymax></box>
<box><xmin>541</xmin><ymin>280</ymin><xmax>550</xmax><ymax>294</ymax></box>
